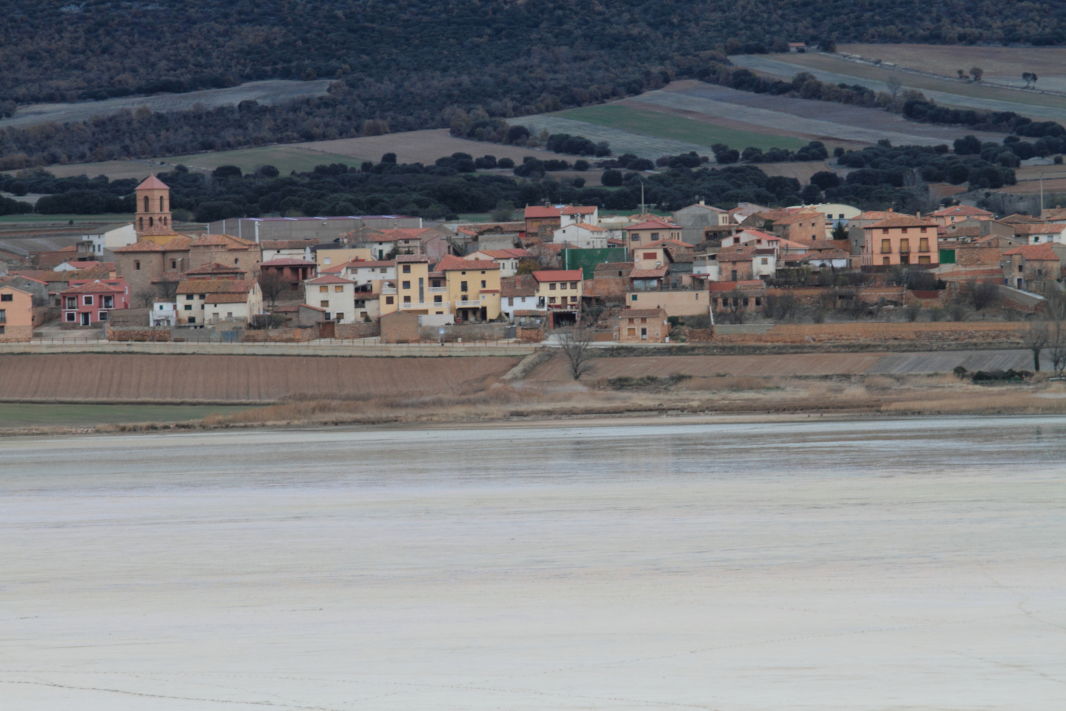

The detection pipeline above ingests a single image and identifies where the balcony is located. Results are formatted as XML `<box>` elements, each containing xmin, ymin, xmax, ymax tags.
<box><xmin>456</xmin><ymin>297</ymin><xmax>482</xmax><ymax>307</ymax></box>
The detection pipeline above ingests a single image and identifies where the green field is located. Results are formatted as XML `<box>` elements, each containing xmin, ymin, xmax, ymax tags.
<box><xmin>0</xmin><ymin>402</ymin><xmax>254</xmax><ymax>428</ymax></box>
<box><xmin>557</xmin><ymin>105</ymin><xmax>807</xmax><ymax>151</ymax></box>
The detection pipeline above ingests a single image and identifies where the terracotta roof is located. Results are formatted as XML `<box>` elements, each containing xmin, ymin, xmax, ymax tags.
<box><xmin>998</xmin><ymin>213</ymin><xmax>1042</xmax><ymax>224</ymax></box>
<box><xmin>191</xmin><ymin>233</ymin><xmax>257</xmax><ymax>249</ymax></box>
<box><xmin>61</xmin><ymin>279</ymin><xmax>127</xmax><ymax>295</ymax></box>
<box><xmin>176</xmin><ymin>278</ymin><xmax>256</xmax><ymax>295</ymax></box>
<box><xmin>630</xmin><ymin>267</ymin><xmax>669</xmax><ymax>279</ymax></box>
<box><xmin>360</xmin><ymin>228</ymin><xmax>435</xmax><ymax>243</ymax></box>
<box><xmin>113</xmin><ymin>235</ymin><xmax>192</xmax><ymax>252</ymax></box>
<box><xmin>564</xmin><ymin>222</ymin><xmax>606</xmax><ymax>232</ymax></box>
<box><xmin>305</xmin><ymin>275</ymin><xmax>354</xmax><ymax>285</ymax></box>
<box><xmin>866</xmin><ymin>214</ymin><xmax>937</xmax><ymax>229</ymax></box>
<box><xmin>1013</xmin><ymin>222</ymin><xmax>1065</xmax><ymax>235</ymax></box>
<box><xmin>1002</xmin><ymin>243</ymin><xmax>1062</xmax><ymax>260</ymax></box>
<box><xmin>136</xmin><ymin>175</ymin><xmax>169</xmax><ymax>190</ymax></box>
<box><xmin>931</xmin><ymin>205</ymin><xmax>994</xmax><ymax>218</ymax></box>
<box><xmin>435</xmin><ymin>255</ymin><xmax>498</xmax><ymax>271</ymax></box>
<box><xmin>854</xmin><ymin>210</ymin><xmax>899</xmax><ymax>222</ymax></box>
<box><xmin>395</xmin><ymin>254</ymin><xmax>430</xmax><ymax>263</ymax></box>
<box><xmin>524</xmin><ymin>206</ymin><xmax>561</xmax><ymax>219</ymax></box>
<box><xmin>561</xmin><ymin>205</ymin><xmax>597</xmax><ymax>215</ymax></box>
<box><xmin>532</xmin><ymin>269</ymin><xmax>582</xmax><ymax>282</ymax></box>
<box><xmin>344</xmin><ymin>259</ymin><xmax>395</xmax><ymax>269</ymax></box>
<box><xmin>626</xmin><ymin>219</ymin><xmax>681</xmax><ymax>231</ymax></box>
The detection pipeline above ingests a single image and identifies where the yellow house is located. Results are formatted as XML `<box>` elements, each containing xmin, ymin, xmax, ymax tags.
<box><xmin>532</xmin><ymin>269</ymin><xmax>582</xmax><ymax>327</ymax></box>
<box><xmin>381</xmin><ymin>255</ymin><xmax>433</xmax><ymax>316</ymax></box>
<box><xmin>436</xmin><ymin>255</ymin><xmax>501</xmax><ymax>322</ymax></box>
<box><xmin>0</xmin><ymin>285</ymin><xmax>34</xmax><ymax>342</ymax></box>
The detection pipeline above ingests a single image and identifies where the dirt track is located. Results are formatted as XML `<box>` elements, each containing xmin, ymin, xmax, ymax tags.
<box><xmin>0</xmin><ymin>354</ymin><xmax>519</xmax><ymax>402</ymax></box>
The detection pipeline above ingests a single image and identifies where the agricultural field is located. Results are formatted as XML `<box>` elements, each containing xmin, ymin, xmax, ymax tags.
<box><xmin>839</xmin><ymin>44</ymin><xmax>1066</xmax><ymax>93</ymax></box>
<box><xmin>0</xmin><ymin>79</ymin><xmax>333</xmax><ymax>130</ymax></box>
<box><xmin>0</xmin><ymin>402</ymin><xmax>252</xmax><ymax>428</ymax></box>
<box><xmin>37</xmin><ymin>129</ymin><xmax>577</xmax><ymax>181</ymax></box>
<box><xmin>523</xmin><ymin>80</ymin><xmax>1006</xmax><ymax>160</ymax></box>
<box><xmin>0</xmin><ymin>354</ymin><xmax>520</xmax><ymax>403</ymax></box>
<box><xmin>731</xmin><ymin>51</ymin><xmax>1066</xmax><ymax>123</ymax></box>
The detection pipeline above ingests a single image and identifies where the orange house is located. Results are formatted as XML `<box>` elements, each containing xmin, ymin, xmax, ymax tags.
<box><xmin>861</xmin><ymin>214</ymin><xmax>939</xmax><ymax>267</ymax></box>
<box><xmin>0</xmin><ymin>285</ymin><xmax>34</xmax><ymax>342</ymax></box>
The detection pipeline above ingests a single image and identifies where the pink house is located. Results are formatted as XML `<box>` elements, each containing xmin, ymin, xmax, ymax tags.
<box><xmin>61</xmin><ymin>278</ymin><xmax>130</xmax><ymax>326</ymax></box>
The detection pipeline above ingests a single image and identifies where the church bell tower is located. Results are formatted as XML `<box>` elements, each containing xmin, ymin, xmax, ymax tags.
<box><xmin>135</xmin><ymin>175</ymin><xmax>173</xmax><ymax>237</ymax></box>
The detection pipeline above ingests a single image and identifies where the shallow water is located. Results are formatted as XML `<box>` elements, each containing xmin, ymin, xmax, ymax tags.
<box><xmin>2</xmin><ymin>417</ymin><xmax>1065</xmax><ymax>709</ymax></box>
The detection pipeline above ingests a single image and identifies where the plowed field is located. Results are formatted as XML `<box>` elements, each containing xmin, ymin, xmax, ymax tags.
<box><xmin>0</xmin><ymin>354</ymin><xmax>519</xmax><ymax>402</ymax></box>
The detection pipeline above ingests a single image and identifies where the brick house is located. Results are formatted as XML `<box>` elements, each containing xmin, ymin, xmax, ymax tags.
<box><xmin>616</xmin><ymin>307</ymin><xmax>669</xmax><ymax>342</ymax></box>
<box><xmin>60</xmin><ymin>278</ymin><xmax>130</xmax><ymax>326</ymax></box>
<box><xmin>861</xmin><ymin>214</ymin><xmax>939</xmax><ymax>267</ymax></box>
<box><xmin>1001</xmin><ymin>243</ymin><xmax>1066</xmax><ymax>292</ymax></box>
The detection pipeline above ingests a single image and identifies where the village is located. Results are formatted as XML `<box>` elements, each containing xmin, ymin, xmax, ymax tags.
<box><xmin>0</xmin><ymin>175</ymin><xmax>1063</xmax><ymax>352</ymax></box>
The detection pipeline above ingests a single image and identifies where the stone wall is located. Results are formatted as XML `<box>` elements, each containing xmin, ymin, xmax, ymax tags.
<box><xmin>108</xmin><ymin>327</ymin><xmax>172</xmax><ymax>342</ymax></box>
<box><xmin>242</xmin><ymin>328</ymin><xmax>316</xmax><ymax>343</ymax></box>
<box><xmin>334</xmin><ymin>322</ymin><xmax>380</xmax><ymax>339</ymax></box>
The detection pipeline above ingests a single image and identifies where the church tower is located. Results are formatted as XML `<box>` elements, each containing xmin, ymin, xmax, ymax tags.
<box><xmin>135</xmin><ymin>175</ymin><xmax>173</xmax><ymax>237</ymax></box>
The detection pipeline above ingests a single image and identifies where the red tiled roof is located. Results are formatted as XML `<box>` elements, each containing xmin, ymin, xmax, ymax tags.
<box><xmin>619</xmin><ymin>308</ymin><xmax>666</xmax><ymax>319</ymax></box>
<box><xmin>472</xmin><ymin>249</ymin><xmax>531</xmax><ymax>259</ymax></box>
<box><xmin>436</xmin><ymin>255</ymin><xmax>498</xmax><ymax>271</ymax></box>
<box><xmin>630</xmin><ymin>267</ymin><xmax>669</xmax><ymax>279</ymax></box>
<box><xmin>867</xmin><ymin>214</ymin><xmax>937</xmax><ymax>229</ymax></box>
<box><xmin>524</xmin><ymin>206</ymin><xmax>561</xmax><ymax>219</ymax></box>
<box><xmin>532</xmin><ymin>269</ymin><xmax>582</xmax><ymax>282</ymax></box>
<box><xmin>136</xmin><ymin>175</ymin><xmax>169</xmax><ymax>190</ymax></box>
<box><xmin>1002</xmin><ymin>243</ymin><xmax>1061</xmax><ymax>260</ymax></box>
<box><xmin>61</xmin><ymin>279</ymin><xmax>127</xmax><ymax>295</ymax></box>
<box><xmin>305</xmin><ymin>275</ymin><xmax>354</xmax><ymax>285</ymax></box>
<box><xmin>561</xmin><ymin>205</ymin><xmax>596</xmax><ymax>215</ymax></box>
<box><xmin>176</xmin><ymin>278</ymin><xmax>256</xmax><ymax>295</ymax></box>
<box><xmin>931</xmin><ymin>205</ymin><xmax>994</xmax><ymax>217</ymax></box>
<box><xmin>564</xmin><ymin>222</ymin><xmax>606</xmax><ymax>232</ymax></box>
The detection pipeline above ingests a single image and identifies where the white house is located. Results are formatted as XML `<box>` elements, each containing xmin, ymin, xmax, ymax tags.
<box><xmin>464</xmin><ymin>248</ymin><xmax>530</xmax><ymax>278</ymax></box>
<box><xmin>261</xmin><ymin>239</ymin><xmax>314</xmax><ymax>262</ymax></box>
<box><xmin>559</xmin><ymin>205</ymin><xmax>599</xmax><ymax>228</ymax></box>
<box><xmin>553</xmin><ymin>222</ymin><xmax>608</xmax><ymax>249</ymax></box>
<box><xmin>500</xmin><ymin>275</ymin><xmax>541</xmax><ymax>319</ymax></box>
<box><xmin>303</xmin><ymin>275</ymin><xmax>358</xmax><ymax>324</ymax></box>
<box><xmin>150</xmin><ymin>301</ymin><xmax>176</xmax><ymax>327</ymax></box>
<box><xmin>338</xmin><ymin>260</ymin><xmax>396</xmax><ymax>289</ymax></box>
<box><xmin>81</xmin><ymin>224</ymin><xmax>138</xmax><ymax>257</ymax></box>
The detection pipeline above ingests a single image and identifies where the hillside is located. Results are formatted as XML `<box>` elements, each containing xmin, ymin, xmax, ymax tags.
<box><xmin>2</xmin><ymin>1</ymin><xmax>1066</xmax><ymax>166</ymax></box>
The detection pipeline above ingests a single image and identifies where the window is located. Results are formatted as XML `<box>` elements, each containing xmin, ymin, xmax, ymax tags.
<box><xmin>0</xmin><ymin>309</ymin><xmax>4</xmax><ymax>323</ymax></box>
<box><xmin>901</xmin><ymin>227</ymin><xmax>908</xmax><ymax>234</ymax></box>
<box><xmin>434</xmin><ymin>295</ymin><xmax>442</xmax><ymax>304</ymax></box>
<box><xmin>143</xmin><ymin>196</ymin><xmax>149</xmax><ymax>212</ymax></box>
<box><xmin>882</xmin><ymin>257</ymin><xmax>890</xmax><ymax>265</ymax></box>
<box><xmin>320</xmin><ymin>300</ymin><xmax>329</xmax><ymax>308</ymax></box>
<box><xmin>480</xmin><ymin>280</ymin><xmax>486</xmax><ymax>288</ymax></box>
<box><xmin>66</xmin><ymin>312</ymin><xmax>75</xmax><ymax>322</ymax></box>
<box><xmin>385</xmin><ymin>296</ymin><xmax>394</xmax><ymax>305</ymax></box>
<box><xmin>900</xmin><ymin>239</ymin><xmax>910</xmax><ymax>253</ymax></box>
<box><xmin>880</xmin><ymin>239</ymin><xmax>891</xmax><ymax>254</ymax></box>
<box><xmin>103</xmin><ymin>296</ymin><xmax>114</xmax><ymax>308</ymax></box>
<box><xmin>189</xmin><ymin>317</ymin><xmax>197</xmax><ymax>324</ymax></box>
<box><xmin>134</xmin><ymin>260</ymin><xmax>141</xmax><ymax>270</ymax></box>
<box><xmin>403</xmin><ymin>295</ymin><xmax>411</xmax><ymax>304</ymax></box>
<box><xmin>460</xmin><ymin>281</ymin><xmax>468</xmax><ymax>292</ymax></box>
<box><xmin>199</xmin><ymin>294</ymin><xmax>206</xmax><ymax>300</ymax></box>
<box><xmin>171</xmin><ymin>260</ymin><xmax>177</xmax><ymax>269</ymax></box>
<box><xmin>83</xmin><ymin>295</ymin><xmax>94</xmax><ymax>305</ymax></box>
<box><xmin>185</xmin><ymin>294</ymin><xmax>193</xmax><ymax>300</ymax></box>
<box><xmin>918</xmin><ymin>256</ymin><xmax>931</xmax><ymax>264</ymax></box>
<box><xmin>0</xmin><ymin>325</ymin><xmax>4</xmax><ymax>335</ymax></box>
<box><xmin>160</xmin><ymin>196</ymin><xmax>166</xmax><ymax>211</ymax></box>
<box><xmin>760</xmin><ymin>257</ymin><xmax>768</xmax><ymax>265</ymax></box>
<box><xmin>549</xmin><ymin>282</ymin><xmax>556</xmax><ymax>290</ymax></box>
<box><xmin>402</xmin><ymin>265</ymin><xmax>411</xmax><ymax>274</ymax></box>
<box><xmin>0</xmin><ymin>294</ymin><xmax>10</xmax><ymax>302</ymax></box>
<box><xmin>334</xmin><ymin>285</ymin><xmax>344</xmax><ymax>293</ymax></box>
<box><xmin>919</xmin><ymin>238</ymin><xmax>929</xmax><ymax>252</ymax></box>
<box><xmin>631</xmin><ymin>294</ymin><xmax>638</xmax><ymax>302</ymax></box>
<box><xmin>98</xmin><ymin>311</ymin><xmax>108</xmax><ymax>321</ymax></box>
<box><xmin>65</xmin><ymin>297</ymin><xmax>76</xmax><ymax>309</ymax></box>
<box><xmin>334</xmin><ymin>313</ymin><xmax>342</xmax><ymax>321</ymax></box>
<box><xmin>570</xmin><ymin>296</ymin><xmax>577</xmax><ymax>303</ymax></box>
<box><xmin>651</xmin><ymin>232</ymin><xmax>660</xmax><ymax>241</ymax></box>
<box><xmin>643</xmin><ymin>252</ymin><xmax>657</xmax><ymax>259</ymax></box>
<box><xmin>184</xmin><ymin>305</ymin><xmax>192</xmax><ymax>311</ymax></box>
<box><xmin>631</xmin><ymin>235</ymin><xmax>638</xmax><ymax>242</ymax></box>
<box><xmin>402</xmin><ymin>281</ymin><xmax>411</xmax><ymax>289</ymax></box>
<box><xmin>548</xmin><ymin>296</ymin><xmax>556</xmax><ymax>304</ymax></box>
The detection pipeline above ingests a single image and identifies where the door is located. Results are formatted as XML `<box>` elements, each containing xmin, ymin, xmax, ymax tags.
<box><xmin>80</xmin><ymin>312</ymin><xmax>90</xmax><ymax>326</ymax></box>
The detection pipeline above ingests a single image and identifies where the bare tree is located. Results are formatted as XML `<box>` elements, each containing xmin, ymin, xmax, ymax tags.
<box><xmin>970</xmin><ymin>66</ymin><xmax>984</xmax><ymax>83</ymax></box>
<box><xmin>258</xmin><ymin>270</ymin><xmax>288</xmax><ymax>307</ymax></box>
<box><xmin>1023</xmin><ymin>320</ymin><xmax>1049</xmax><ymax>372</ymax></box>
<box><xmin>886</xmin><ymin>74</ymin><xmax>903</xmax><ymax>99</ymax></box>
<box><xmin>134</xmin><ymin>287</ymin><xmax>157</xmax><ymax>308</ymax></box>
<box><xmin>1022</xmin><ymin>72</ymin><xmax>1039</xmax><ymax>89</ymax></box>
<box><xmin>558</xmin><ymin>326</ymin><xmax>593</xmax><ymax>380</ymax></box>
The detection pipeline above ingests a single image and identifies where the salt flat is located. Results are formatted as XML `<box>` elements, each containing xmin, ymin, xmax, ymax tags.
<box><xmin>1</xmin><ymin>418</ymin><xmax>1064</xmax><ymax>709</ymax></box>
